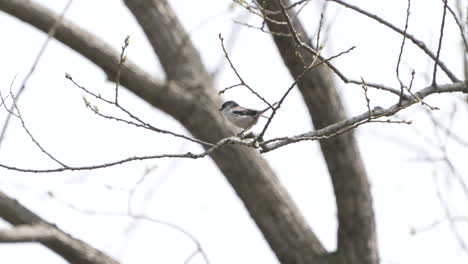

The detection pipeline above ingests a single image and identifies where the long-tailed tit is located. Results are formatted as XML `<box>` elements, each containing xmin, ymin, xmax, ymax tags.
<box><xmin>219</xmin><ymin>101</ymin><xmax>274</xmax><ymax>130</ymax></box>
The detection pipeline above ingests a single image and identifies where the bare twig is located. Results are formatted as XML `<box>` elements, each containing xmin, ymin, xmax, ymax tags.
<box><xmin>0</xmin><ymin>76</ymin><xmax>19</xmax><ymax>118</ymax></box>
<box><xmin>348</xmin><ymin>80</ymin><xmax>407</xmax><ymax>98</ymax></box>
<box><xmin>285</xmin><ymin>0</ymin><xmax>310</xmax><ymax>10</ymax></box>
<box><xmin>48</xmin><ymin>192</ymin><xmax>210</xmax><ymax>263</ymax></box>
<box><xmin>115</xmin><ymin>35</ymin><xmax>130</xmax><ymax>105</ymax></box>
<box><xmin>361</xmin><ymin>77</ymin><xmax>372</xmax><ymax>118</ymax></box>
<box><xmin>260</xmin><ymin>81</ymin><xmax>468</xmax><ymax>152</ymax></box>
<box><xmin>410</xmin><ymin>216</ymin><xmax>468</xmax><ymax>235</ymax></box>
<box><xmin>218</xmin><ymin>34</ymin><xmax>274</xmax><ymax>109</ymax></box>
<box><xmin>404</xmin><ymin>70</ymin><xmax>439</xmax><ymax>111</ymax></box>
<box><xmin>292</xmin><ymin>0</ymin><xmax>314</xmax><ymax>19</ymax></box>
<box><xmin>433</xmin><ymin>173</ymin><xmax>468</xmax><ymax>254</ymax></box>
<box><xmin>432</xmin><ymin>0</ymin><xmax>449</xmax><ymax>85</ymax></box>
<box><xmin>212</xmin><ymin>12</ymin><xmax>250</xmax><ymax>78</ymax></box>
<box><xmin>425</xmin><ymin>108</ymin><xmax>468</xmax><ymax>148</ymax></box>
<box><xmin>66</xmin><ymin>74</ymin><xmax>214</xmax><ymax>147</ymax></box>
<box><xmin>314</xmin><ymin>3</ymin><xmax>328</xmax><ymax>52</ymax></box>
<box><xmin>327</xmin><ymin>0</ymin><xmax>460</xmax><ymax>83</ymax></box>
<box><xmin>0</xmin><ymin>136</ymin><xmax>253</xmax><ymax>173</ymax></box>
<box><xmin>233</xmin><ymin>20</ymin><xmax>293</xmax><ymax>37</ymax></box>
<box><xmin>0</xmin><ymin>0</ymin><xmax>73</xmax><ymax>148</ymax></box>
<box><xmin>10</xmin><ymin>94</ymin><xmax>68</xmax><ymax>168</ymax></box>
<box><xmin>446</xmin><ymin>0</ymin><xmax>468</xmax><ymax>53</ymax></box>
<box><xmin>396</xmin><ymin>0</ymin><xmax>411</xmax><ymax>105</ymax></box>
<box><xmin>234</xmin><ymin>0</ymin><xmax>286</xmax><ymax>25</ymax></box>
<box><xmin>242</xmin><ymin>0</ymin><xmax>407</xmax><ymax>99</ymax></box>
<box><xmin>258</xmin><ymin>45</ymin><xmax>356</xmax><ymax>140</ymax></box>
<box><xmin>278</xmin><ymin>0</ymin><xmax>409</xmax><ymax>100</ymax></box>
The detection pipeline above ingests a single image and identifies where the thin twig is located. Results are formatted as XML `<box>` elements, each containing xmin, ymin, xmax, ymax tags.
<box><xmin>445</xmin><ymin>0</ymin><xmax>468</xmax><ymax>53</ymax></box>
<box><xmin>0</xmin><ymin>0</ymin><xmax>73</xmax><ymax>149</ymax></box>
<box><xmin>233</xmin><ymin>0</ymin><xmax>287</xmax><ymax>25</ymax></box>
<box><xmin>258</xmin><ymin>45</ymin><xmax>355</xmax><ymax>140</ymax></box>
<box><xmin>48</xmin><ymin>193</ymin><xmax>210</xmax><ymax>264</ymax></box>
<box><xmin>10</xmin><ymin>94</ymin><xmax>68</xmax><ymax>168</ymax></box>
<box><xmin>410</xmin><ymin>216</ymin><xmax>468</xmax><ymax>235</ymax></box>
<box><xmin>1</xmin><ymin>81</ymin><xmax>466</xmax><ymax>172</ymax></box>
<box><xmin>0</xmin><ymin>77</ymin><xmax>19</xmax><ymax>118</ymax></box>
<box><xmin>233</xmin><ymin>20</ymin><xmax>293</xmax><ymax>37</ymax></box>
<box><xmin>260</xmin><ymin>81</ymin><xmax>468</xmax><ymax>152</ymax></box>
<box><xmin>218</xmin><ymin>34</ymin><xmax>274</xmax><ymax>109</ymax></box>
<box><xmin>433</xmin><ymin>173</ymin><xmax>468</xmax><ymax>254</ymax></box>
<box><xmin>0</xmin><ymin>136</ymin><xmax>253</xmax><ymax>173</ymax></box>
<box><xmin>396</xmin><ymin>0</ymin><xmax>411</xmax><ymax>105</ymax></box>
<box><xmin>327</xmin><ymin>0</ymin><xmax>460</xmax><ymax>83</ymax></box>
<box><xmin>432</xmin><ymin>0</ymin><xmax>449</xmax><ymax>86</ymax></box>
<box><xmin>65</xmin><ymin>74</ymin><xmax>214</xmax><ymax>147</ymax></box>
<box><xmin>360</xmin><ymin>77</ymin><xmax>372</xmax><ymax>119</ymax></box>
<box><xmin>315</xmin><ymin>4</ymin><xmax>327</xmax><ymax>52</ymax></box>
<box><xmin>115</xmin><ymin>35</ymin><xmax>130</xmax><ymax>105</ymax></box>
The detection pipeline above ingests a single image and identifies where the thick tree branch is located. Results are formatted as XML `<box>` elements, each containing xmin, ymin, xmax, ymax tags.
<box><xmin>0</xmin><ymin>0</ymin><xmax>194</xmax><ymax>117</ymax></box>
<box><xmin>123</xmin><ymin>0</ymin><xmax>212</xmax><ymax>84</ymax></box>
<box><xmin>0</xmin><ymin>191</ymin><xmax>119</xmax><ymax>264</ymax></box>
<box><xmin>0</xmin><ymin>224</ymin><xmax>57</xmax><ymax>243</ymax></box>
<box><xmin>0</xmin><ymin>1</ymin><xmax>328</xmax><ymax>263</ymax></box>
<box><xmin>257</xmin><ymin>0</ymin><xmax>378</xmax><ymax>263</ymax></box>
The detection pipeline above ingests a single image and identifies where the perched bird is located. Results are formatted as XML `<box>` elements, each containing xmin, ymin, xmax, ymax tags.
<box><xmin>219</xmin><ymin>100</ymin><xmax>273</xmax><ymax>130</ymax></box>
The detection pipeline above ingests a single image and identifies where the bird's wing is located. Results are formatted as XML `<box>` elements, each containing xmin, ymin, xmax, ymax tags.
<box><xmin>232</xmin><ymin>108</ymin><xmax>260</xmax><ymax>116</ymax></box>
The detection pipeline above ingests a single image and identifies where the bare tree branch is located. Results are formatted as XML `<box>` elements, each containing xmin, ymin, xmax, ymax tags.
<box><xmin>0</xmin><ymin>1</ymin><xmax>330</xmax><ymax>263</ymax></box>
<box><xmin>396</xmin><ymin>0</ymin><xmax>411</xmax><ymax>105</ymax></box>
<box><xmin>0</xmin><ymin>135</ymin><xmax>256</xmax><ymax>173</ymax></box>
<box><xmin>256</xmin><ymin>1</ymin><xmax>379</xmax><ymax>263</ymax></box>
<box><xmin>446</xmin><ymin>0</ymin><xmax>468</xmax><ymax>53</ymax></box>
<box><xmin>123</xmin><ymin>0</ymin><xmax>211</xmax><ymax>84</ymax></box>
<box><xmin>327</xmin><ymin>0</ymin><xmax>460</xmax><ymax>83</ymax></box>
<box><xmin>0</xmin><ymin>0</ymin><xmax>72</xmax><ymax>149</ymax></box>
<box><xmin>432</xmin><ymin>0</ymin><xmax>449</xmax><ymax>85</ymax></box>
<box><xmin>433</xmin><ymin>174</ymin><xmax>468</xmax><ymax>254</ymax></box>
<box><xmin>261</xmin><ymin>81</ymin><xmax>468</xmax><ymax>152</ymax></box>
<box><xmin>0</xmin><ymin>191</ymin><xmax>119</xmax><ymax>264</ymax></box>
<box><xmin>10</xmin><ymin>94</ymin><xmax>69</xmax><ymax>168</ymax></box>
<box><xmin>66</xmin><ymin>73</ymin><xmax>215</xmax><ymax>147</ymax></box>
<box><xmin>47</xmin><ymin>184</ymin><xmax>211</xmax><ymax>264</ymax></box>
<box><xmin>0</xmin><ymin>224</ymin><xmax>56</xmax><ymax>243</ymax></box>
<box><xmin>218</xmin><ymin>34</ymin><xmax>274</xmax><ymax>108</ymax></box>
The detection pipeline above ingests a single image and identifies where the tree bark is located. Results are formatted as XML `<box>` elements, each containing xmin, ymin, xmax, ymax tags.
<box><xmin>0</xmin><ymin>0</ymin><xmax>330</xmax><ymax>263</ymax></box>
<box><xmin>258</xmin><ymin>0</ymin><xmax>379</xmax><ymax>263</ymax></box>
<box><xmin>0</xmin><ymin>191</ymin><xmax>119</xmax><ymax>264</ymax></box>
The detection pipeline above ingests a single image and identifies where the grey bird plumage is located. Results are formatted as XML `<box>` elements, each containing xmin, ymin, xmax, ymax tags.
<box><xmin>219</xmin><ymin>101</ymin><xmax>272</xmax><ymax>130</ymax></box>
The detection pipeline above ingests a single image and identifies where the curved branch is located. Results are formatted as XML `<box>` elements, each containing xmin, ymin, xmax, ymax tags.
<box><xmin>262</xmin><ymin>81</ymin><xmax>468</xmax><ymax>152</ymax></box>
<box><xmin>0</xmin><ymin>191</ymin><xmax>119</xmax><ymax>264</ymax></box>
<box><xmin>327</xmin><ymin>0</ymin><xmax>460</xmax><ymax>83</ymax></box>
<box><xmin>124</xmin><ymin>0</ymin><xmax>211</xmax><ymax>83</ymax></box>
<box><xmin>0</xmin><ymin>1</ymin><xmax>328</xmax><ymax>263</ymax></box>
<box><xmin>257</xmin><ymin>0</ymin><xmax>378</xmax><ymax>263</ymax></box>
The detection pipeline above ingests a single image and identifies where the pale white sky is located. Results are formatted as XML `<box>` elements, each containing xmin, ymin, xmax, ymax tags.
<box><xmin>0</xmin><ymin>0</ymin><xmax>467</xmax><ymax>263</ymax></box>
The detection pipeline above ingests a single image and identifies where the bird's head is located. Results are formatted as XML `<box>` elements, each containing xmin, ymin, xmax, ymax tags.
<box><xmin>219</xmin><ymin>100</ymin><xmax>238</xmax><ymax>111</ymax></box>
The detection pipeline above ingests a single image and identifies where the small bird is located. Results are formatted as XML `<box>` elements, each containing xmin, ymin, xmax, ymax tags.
<box><xmin>219</xmin><ymin>101</ymin><xmax>274</xmax><ymax>130</ymax></box>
